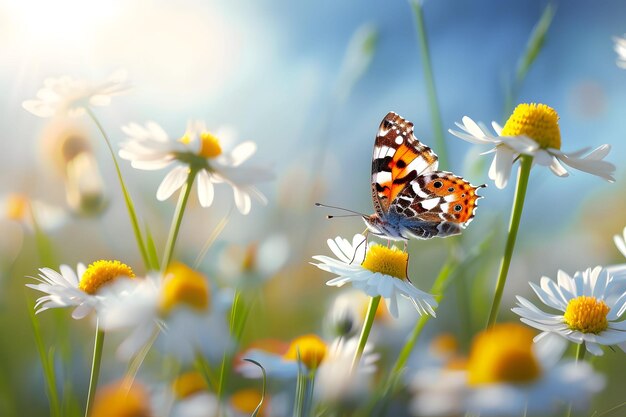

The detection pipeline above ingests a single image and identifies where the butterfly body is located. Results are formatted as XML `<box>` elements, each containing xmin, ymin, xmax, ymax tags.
<box><xmin>364</xmin><ymin>112</ymin><xmax>484</xmax><ymax>241</ymax></box>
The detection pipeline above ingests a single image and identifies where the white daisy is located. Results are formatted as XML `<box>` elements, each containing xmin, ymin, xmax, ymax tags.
<box><xmin>97</xmin><ymin>262</ymin><xmax>233</xmax><ymax>363</ymax></box>
<box><xmin>23</xmin><ymin>70</ymin><xmax>129</xmax><ymax>118</ymax></box>
<box><xmin>449</xmin><ymin>103</ymin><xmax>615</xmax><ymax>189</ymax></box>
<box><xmin>512</xmin><ymin>266</ymin><xmax>626</xmax><ymax>356</ymax></box>
<box><xmin>119</xmin><ymin>121</ymin><xmax>271</xmax><ymax>215</ymax></box>
<box><xmin>1</xmin><ymin>193</ymin><xmax>67</xmax><ymax>231</ymax></box>
<box><xmin>238</xmin><ymin>335</ymin><xmax>377</xmax><ymax>402</ymax></box>
<box><xmin>26</xmin><ymin>260</ymin><xmax>135</xmax><ymax>320</ymax></box>
<box><xmin>311</xmin><ymin>234</ymin><xmax>437</xmax><ymax>318</ymax></box>
<box><xmin>613</xmin><ymin>34</ymin><xmax>626</xmax><ymax>69</ymax></box>
<box><xmin>410</xmin><ymin>323</ymin><xmax>605</xmax><ymax>417</ymax></box>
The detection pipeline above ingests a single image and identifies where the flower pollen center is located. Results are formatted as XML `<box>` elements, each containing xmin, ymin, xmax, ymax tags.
<box><xmin>159</xmin><ymin>262</ymin><xmax>210</xmax><ymax>314</ymax></box>
<box><xmin>172</xmin><ymin>371</ymin><xmax>208</xmax><ymax>399</ymax></box>
<box><xmin>230</xmin><ymin>389</ymin><xmax>265</xmax><ymax>414</ymax></box>
<box><xmin>283</xmin><ymin>334</ymin><xmax>328</xmax><ymax>371</ymax></box>
<box><xmin>6</xmin><ymin>194</ymin><xmax>29</xmax><ymax>221</ymax></box>
<box><xmin>79</xmin><ymin>260</ymin><xmax>135</xmax><ymax>295</ymax></box>
<box><xmin>467</xmin><ymin>323</ymin><xmax>541</xmax><ymax>386</ymax></box>
<box><xmin>501</xmin><ymin>103</ymin><xmax>561</xmax><ymax>149</ymax></box>
<box><xmin>361</xmin><ymin>244</ymin><xmax>407</xmax><ymax>280</ymax></box>
<box><xmin>564</xmin><ymin>296</ymin><xmax>610</xmax><ymax>334</ymax></box>
<box><xmin>199</xmin><ymin>132</ymin><xmax>222</xmax><ymax>158</ymax></box>
<box><xmin>91</xmin><ymin>380</ymin><xmax>152</xmax><ymax>417</ymax></box>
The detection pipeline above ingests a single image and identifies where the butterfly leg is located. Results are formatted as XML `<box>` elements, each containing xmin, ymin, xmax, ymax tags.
<box><xmin>350</xmin><ymin>229</ymin><xmax>369</xmax><ymax>264</ymax></box>
<box><xmin>403</xmin><ymin>240</ymin><xmax>407</xmax><ymax>252</ymax></box>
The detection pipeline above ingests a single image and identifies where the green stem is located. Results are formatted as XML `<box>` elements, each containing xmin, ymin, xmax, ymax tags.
<box><xmin>351</xmin><ymin>296</ymin><xmax>381</xmax><ymax>372</ymax></box>
<box><xmin>160</xmin><ymin>169</ymin><xmax>197</xmax><ymax>271</ymax></box>
<box><xmin>486</xmin><ymin>155</ymin><xmax>533</xmax><ymax>328</ymax></box>
<box><xmin>84</xmin><ymin>321</ymin><xmax>105</xmax><ymax>417</ymax></box>
<box><xmin>575</xmin><ymin>342</ymin><xmax>586</xmax><ymax>362</ymax></box>
<box><xmin>86</xmin><ymin>108</ymin><xmax>152</xmax><ymax>270</ymax></box>
<box><xmin>564</xmin><ymin>344</ymin><xmax>586</xmax><ymax>417</ymax></box>
<box><xmin>391</xmin><ymin>259</ymin><xmax>455</xmax><ymax>377</ymax></box>
<box><xmin>410</xmin><ymin>0</ymin><xmax>448</xmax><ymax>170</ymax></box>
<box><xmin>27</xmin><ymin>299</ymin><xmax>61</xmax><ymax>417</ymax></box>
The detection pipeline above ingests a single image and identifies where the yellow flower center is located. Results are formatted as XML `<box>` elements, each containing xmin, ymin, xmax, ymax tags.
<box><xmin>172</xmin><ymin>371</ymin><xmax>208</xmax><ymax>399</ymax></box>
<box><xmin>91</xmin><ymin>380</ymin><xmax>152</xmax><ymax>417</ymax></box>
<box><xmin>198</xmin><ymin>132</ymin><xmax>223</xmax><ymax>158</ymax></box>
<box><xmin>242</xmin><ymin>243</ymin><xmax>258</xmax><ymax>272</ymax></box>
<box><xmin>159</xmin><ymin>262</ymin><xmax>210</xmax><ymax>314</ymax></box>
<box><xmin>431</xmin><ymin>333</ymin><xmax>459</xmax><ymax>356</ymax></box>
<box><xmin>283</xmin><ymin>334</ymin><xmax>328</xmax><ymax>371</ymax></box>
<box><xmin>563</xmin><ymin>296</ymin><xmax>610</xmax><ymax>334</ymax></box>
<box><xmin>501</xmin><ymin>103</ymin><xmax>561</xmax><ymax>149</ymax></box>
<box><xmin>6</xmin><ymin>194</ymin><xmax>29</xmax><ymax>221</ymax></box>
<box><xmin>230</xmin><ymin>389</ymin><xmax>265</xmax><ymax>415</ymax></box>
<box><xmin>467</xmin><ymin>323</ymin><xmax>541</xmax><ymax>386</ymax></box>
<box><xmin>78</xmin><ymin>260</ymin><xmax>135</xmax><ymax>295</ymax></box>
<box><xmin>361</xmin><ymin>244</ymin><xmax>408</xmax><ymax>280</ymax></box>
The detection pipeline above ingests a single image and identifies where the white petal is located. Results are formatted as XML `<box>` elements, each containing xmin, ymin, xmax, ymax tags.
<box><xmin>156</xmin><ymin>166</ymin><xmax>189</xmax><ymax>201</ymax></box>
<box><xmin>196</xmin><ymin>170</ymin><xmax>215</xmax><ymax>207</ymax></box>
<box><xmin>488</xmin><ymin>146</ymin><xmax>515</xmax><ymax>189</ymax></box>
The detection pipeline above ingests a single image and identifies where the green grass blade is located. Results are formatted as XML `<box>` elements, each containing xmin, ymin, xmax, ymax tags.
<box><xmin>86</xmin><ymin>107</ymin><xmax>151</xmax><ymax>269</ymax></box>
<box><xmin>242</xmin><ymin>359</ymin><xmax>267</xmax><ymax>417</ymax></box>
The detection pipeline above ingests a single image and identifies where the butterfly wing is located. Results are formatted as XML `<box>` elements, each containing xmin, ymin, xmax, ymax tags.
<box><xmin>371</xmin><ymin>112</ymin><xmax>438</xmax><ymax>216</ymax></box>
<box><xmin>390</xmin><ymin>171</ymin><xmax>485</xmax><ymax>239</ymax></box>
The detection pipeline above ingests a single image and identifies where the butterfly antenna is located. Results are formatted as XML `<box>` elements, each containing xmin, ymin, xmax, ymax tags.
<box><xmin>315</xmin><ymin>202</ymin><xmax>367</xmax><ymax>217</ymax></box>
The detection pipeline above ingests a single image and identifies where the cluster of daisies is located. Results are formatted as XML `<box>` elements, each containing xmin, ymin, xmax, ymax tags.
<box><xmin>16</xmin><ymin>64</ymin><xmax>625</xmax><ymax>417</ymax></box>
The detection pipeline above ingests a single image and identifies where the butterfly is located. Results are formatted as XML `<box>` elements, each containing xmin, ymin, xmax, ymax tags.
<box><xmin>362</xmin><ymin>112</ymin><xmax>484</xmax><ymax>241</ymax></box>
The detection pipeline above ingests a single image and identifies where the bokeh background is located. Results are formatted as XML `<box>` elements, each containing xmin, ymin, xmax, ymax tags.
<box><xmin>1</xmin><ymin>0</ymin><xmax>625</xmax><ymax>415</ymax></box>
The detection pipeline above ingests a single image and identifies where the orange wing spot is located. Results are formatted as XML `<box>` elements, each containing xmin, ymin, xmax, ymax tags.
<box><xmin>386</xmin><ymin>144</ymin><xmax>420</xmax><ymax>202</ymax></box>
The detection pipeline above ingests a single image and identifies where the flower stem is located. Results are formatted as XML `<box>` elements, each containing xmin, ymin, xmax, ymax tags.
<box><xmin>27</xmin><ymin>298</ymin><xmax>61</xmax><ymax>417</ymax></box>
<box><xmin>486</xmin><ymin>155</ymin><xmax>533</xmax><ymax>328</ymax></box>
<box><xmin>351</xmin><ymin>295</ymin><xmax>381</xmax><ymax>373</ymax></box>
<box><xmin>564</xmin><ymin>344</ymin><xmax>586</xmax><ymax>417</ymax></box>
<box><xmin>161</xmin><ymin>169</ymin><xmax>197</xmax><ymax>271</ymax></box>
<box><xmin>86</xmin><ymin>108</ymin><xmax>153</xmax><ymax>270</ymax></box>
<box><xmin>391</xmin><ymin>261</ymin><xmax>454</xmax><ymax>376</ymax></box>
<box><xmin>84</xmin><ymin>321</ymin><xmax>105</xmax><ymax>417</ymax></box>
<box><xmin>410</xmin><ymin>0</ymin><xmax>448</xmax><ymax>170</ymax></box>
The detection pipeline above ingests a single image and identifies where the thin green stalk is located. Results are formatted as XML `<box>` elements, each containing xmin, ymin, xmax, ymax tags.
<box><xmin>27</xmin><ymin>300</ymin><xmax>61</xmax><ymax>417</ymax></box>
<box><xmin>486</xmin><ymin>155</ymin><xmax>533</xmax><ymax>328</ymax></box>
<box><xmin>217</xmin><ymin>289</ymin><xmax>253</xmax><ymax>411</ymax></box>
<box><xmin>123</xmin><ymin>327</ymin><xmax>160</xmax><ymax>391</ymax></box>
<box><xmin>161</xmin><ymin>169</ymin><xmax>197</xmax><ymax>271</ymax></box>
<box><xmin>293</xmin><ymin>366</ymin><xmax>307</xmax><ymax>417</ymax></box>
<box><xmin>564</xmin><ymin>343</ymin><xmax>587</xmax><ymax>417</ymax></box>
<box><xmin>391</xmin><ymin>260</ymin><xmax>454</xmax><ymax>376</ymax></box>
<box><xmin>351</xmin><ymin>296</ymin><xmax>381</xmax><ymax>373</ymax></box>
<box><xmin>85</xmin><ymin>108</ymin><xmax>152</xmax><ymax>270</ymax></box>
<box><xmin>410</xmin><ymin>0</ymin><xmax>448</xmax><ymax>169</ymax></box>
<box><xmin>84</xmin><ymin>321</ymin><xmax>105</xmax><ymax>417</ymax></box>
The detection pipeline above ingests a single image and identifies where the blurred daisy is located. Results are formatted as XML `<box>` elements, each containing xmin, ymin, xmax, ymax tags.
<box><xmin>215</xmin><ymin>234</ymin><xmax>290</xmax><ymax>288</ymax></box>
<box><xmin>410</xmin><ymin>323</ymin><xmax>604</xmax><ymax>417</ymax></box>
<box><xmin>163</xmin><ymin>371</ymin><xmax>219</xmax><ymax>417</ymax></box>
<box><xmin>312</xmin><ymin>234</ymin><xmax>437</xmax><ymax>318</ymax></box>
<box><xmin>324</xmin><ymin>290</ymin><xmax>390</xmax><ymax>339</ymax></box>
<box><xmin>26</xmin><ymin>260</ymin><xmax>135</xmax><ymax>319</ymax></box>
<box><xmin>1</xmin><ymin>193</ymin><xmax>67</xmax><ymax>231</ymax></box>
<box><xmin>613</xmin><ymin>35</ymin><xmax>626</xmax><ymax>69</ymax></box>
<box><xmin>98</xmin><ymin>262</ymin><xmax>233</xmax><ymax>362</ymax></box>
<box><xmin>238</xmin><ymin>335</ymin><xmax>377</xmax><ymax>403</ymax></box>
<box><xmin>119</xmin><ymin>121</ymin><xmax>271</xmax><ymax>214</ymax></box>
<box><xmin>512</xmin><ymin>266</ymin><xmax>626</xmax><ymax>356</ymax></box>
<box><xmin>91</xmin><ymin>379</ymin><xmax>152</xmax><ymax>417</ymax></box>
<box><xmin>23</xmin><ymin>70</ymin><xmax>129</xmax><ymax>118</ymax></box>
<box><xmin>449</xmin><ymin>103</ymin><xmax>615</xmax><ymax>188</ymax></box>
